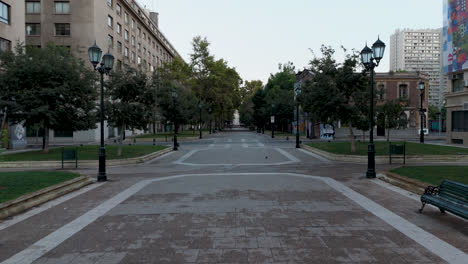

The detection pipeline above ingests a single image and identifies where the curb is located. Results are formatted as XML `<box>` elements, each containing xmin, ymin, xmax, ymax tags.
<box><xmin>129</xmin><ymin>136</ymin><xmax>200</xmax><ymax>142</ymax></box>
<box><xmin>378</xmin><ymin>171</ymin><xmax>428</xmax><ymax>195</ymax></box>
<box><xmin>0</xmin><ymin>175</ymin><xmax>93</xmax><ymax>220</ymax></box>
<box><xmin>0</xmin><ymin>147</ymin><xmax>172</xmax><ymax>169</ymax></box>
<box><xmin>300</xmin><ymin>144</ymin><xmax>468</xmax><ymax>164</ymax></box>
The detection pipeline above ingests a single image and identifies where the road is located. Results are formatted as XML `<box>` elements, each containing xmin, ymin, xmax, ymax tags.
<box><xmin>0</xmin><ymin>131</ymin><xmax>466</xmax><ymax>263</ymax></box>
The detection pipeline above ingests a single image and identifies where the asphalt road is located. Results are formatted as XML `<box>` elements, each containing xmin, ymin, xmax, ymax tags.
<box><xmin>0</xmin><ymin>131</ymin><xmax>466</xmax><ymax>264</ymax></box>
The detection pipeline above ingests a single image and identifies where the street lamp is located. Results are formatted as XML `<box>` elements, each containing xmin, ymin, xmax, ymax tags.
<box><xmin>172</xmin><ymin>87</ymin><xmax>178</xmax><ymax>150</ymax></box>
<box><xmin>88</xmin><ymin>42</ymin><xmax>114</xmax><ymax>182</ymax></box>
<box><xmin>361</xmin><ymin>37</ymin><xmax>385</xmax><ymax>179</ymax></box>
<box><xmin>418</xmin><ymin>81</ymin><xmax>425</xmax><ymax>143</ymax></box>
<box><xmin>199</xmin><ymin>102</ymin><xmax>203</xmax><ymax>139</ymax></box>
<box><xmin>294</xmin><ymin>81</ymin><xmax>302</xmax><ymax>148</ymax></box>
<box><xmin>271</xmin><ymin>103</ymin><xmax>275</xmax><ymax>139</ymax></box>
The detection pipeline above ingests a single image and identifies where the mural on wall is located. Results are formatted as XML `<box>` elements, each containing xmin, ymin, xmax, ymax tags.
<box><xmin>443</xmin><ymin>0</ymin><xmax>468</xmax><ymax>73</ymax></box>
<box><xmin>319</xmin><ymin>124</ymin><xmax>335</xmax><ymax>140</ymax></box>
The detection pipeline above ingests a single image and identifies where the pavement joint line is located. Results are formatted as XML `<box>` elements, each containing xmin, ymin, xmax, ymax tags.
<box><xmin>3</xmin><ymin>172</ymin><xmax>465</xmax><ymax>264</ymax></box>
<box><xmin>0</xmin><ymin>182</ymin><xmax>105</xmax><ymax>231</ymax></box>
<box><xmin>143</xmin><ymin>151</ymin><xmax>175</xmax><ymax>165</ymax></box>
<box><xmin>297</xmin><ymin>148</ymin><xmax>332</xmax><ymax>164</ymax></box>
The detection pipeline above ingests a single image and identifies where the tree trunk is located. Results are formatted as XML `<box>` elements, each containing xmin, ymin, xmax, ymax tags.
<box><xmin>348</xmin><ymin>121</ymin><xmax>356</xmax><ymax>153</ymax></box>
<box><xmin>43</xmin><ymin>127</ymin><xmax>49</xmax><ymax>153</ymax></box>
<box><xmin>118</xmin><ymin>124</ymin><xmax>125</xmax><ymax>157</ymax></box>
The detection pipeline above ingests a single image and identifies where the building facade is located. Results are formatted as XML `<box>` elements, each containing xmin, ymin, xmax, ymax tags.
<box><xmin>374</xmin><ymin>72</ymin><xmax>429</xmax><ymax>137</ymax></box>
<box><xmin>390</xmin><ymin>28</ymin><xmax>446</xmax><ymax>108</ymax></box>
<box><xmin>0</xmin><ymin>0</ymin><xmax>25</xmax><ymax>51</ymax></box>
<box><xmin>442</xmin><ymin>1</ymin><xmax>468</xmax><ymax>146</ymax></box>
<box><xmin>23</xmin><ymin>0</ymin><xmax>180</xmax><ymax>144</ymax></box>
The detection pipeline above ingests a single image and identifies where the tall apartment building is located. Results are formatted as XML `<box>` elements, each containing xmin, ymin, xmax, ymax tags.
<box><xmin>0</xmin><ymin>0</ymin><xmax>25</xmax><ymax>51</ymax></box>
<box><xmin>23</xmin><ymin>0</ymin><xmax>181</xmax><ymax>143</ymax></box>
<box><xmin>390</xmin><ymin>29</ymin><xmax>445</xmax><ymax>108</ymax></box>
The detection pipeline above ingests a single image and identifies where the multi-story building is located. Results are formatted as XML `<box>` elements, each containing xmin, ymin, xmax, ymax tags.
<box><xmin>390</xmin><ymin>28</ymin><xmax>446</xmax><ymax>108</ymax></box>
<box><xmin>23</xmin><ymin>0</ymin><xmax>181</xmax><ymax>143</ymax></box>
<box><xmin>443</xmin><ymin>1</ymin><xmax>468</xmax><ymax>146</ymax></box>
<box><xmin>0</xmin><ymin>0</ymin><xmax>25</xmax><ymax>52</ymax></box>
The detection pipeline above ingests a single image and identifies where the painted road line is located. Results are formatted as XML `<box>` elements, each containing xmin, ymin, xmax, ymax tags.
<box><xmin>275</xmin><ymin>148</ymin><xmax>299</xmax><ymax>163</ymax></box>
<box><xmin>0</xmin><ymin>182</ymin><xmax>105</xmax><ymax>232</ymax></box>
<box><xmin>297</xmin><ymin>148</ymin><xmax>331</xmax><ymax>164</ymax></box>
<box><xmin>4</xmin><ymin>173</ymin><xmax>465</xmax><ymax>264</ymax></box>
<box><xmin>256</xmin><ymin>140</ymin><xmax>265</xmax><ymax>147</ymax></box>
<box><xmin>173</xmin><ymin>150</ymin><xmax>198</xmax><ymax>165</ymax></box>
<box><xmin>224</xmin><ymin>144</ymin><xmax>231</xmax><ymax>149</ymax></box>
<box><xmin>228</xmin><ymin>139</ymin><xmax>232</xmax><ymax>143</ymax></box>
<box><xmin>143</xmin><ymin>151</ymin><xmax>175</xmax><ymax>165</ymax></box>
<box><xmin>208</xmin><ymin>144</ymin><xmax>214</xmax><ymax>148</ymax></box>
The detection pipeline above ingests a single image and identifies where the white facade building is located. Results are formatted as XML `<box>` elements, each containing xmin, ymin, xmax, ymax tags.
<box><xmin>390</xmin><ymin>28</ymin><xmax>446</xmax><ymax>107</ymax></box>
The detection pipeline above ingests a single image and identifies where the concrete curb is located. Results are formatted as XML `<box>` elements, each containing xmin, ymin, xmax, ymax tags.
<box><xmin>300</xmin><ymin>144</ymin><xmax>468</xmax><ymax>164</ymax></box>
<box><xmin>129</xmin><ymin>136</ymin><xmax>200</xmax><ymax>142</ymax></box>
<box><xmin>0</xmin><ymin>175</ymin><xmax>93</xmax><ymax>220</ymax></box>
<box><xmin>0</xmin><ymin>147</ymin><xmax>171</xmax><ymax>169</ymax></box>
<box><xmin>378</xmin><ymin>171</ymin><xmax>428</xmax><ymax>195</ymax></box>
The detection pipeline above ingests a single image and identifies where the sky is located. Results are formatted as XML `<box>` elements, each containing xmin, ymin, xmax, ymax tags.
<box><xmin>136</xmin><ymin>0</ymin><xmax>443</xmax><ymax>84</ymax></box>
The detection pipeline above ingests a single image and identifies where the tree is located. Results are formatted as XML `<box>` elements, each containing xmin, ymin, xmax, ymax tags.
<box><xmin>0</xmin><ymin>43</ymin><xmax>97</xmax><ymax>153</ymax></box>
<box><xmin>106</xmin><ymin>65</ymin><xmax>150</xmax><ymax>156</ymax></box>
<box><xmin>376</xmin><ymin>100</ymin><xmax>408</xmax><ymax>141</ymax></box>
<box><xmin>239</xmin><ymin>80</ymin><xmax>263</xmax><ymax>128</ymax></box>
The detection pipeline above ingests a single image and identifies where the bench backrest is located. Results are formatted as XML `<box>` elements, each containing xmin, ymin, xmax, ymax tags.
<box><xmin>62</xmin><ymin>148</ymin><xmax>77</xmax><ymax>160</ymax></box>
<box><xmin>439</xmin><ymin>179</ymin><xmax>468</xmax><ymax>204</ymax></box>
<box><xmin>390</xmin><ymin>144</ymin><xmax>405</xmax><ymax>155</ymax></box>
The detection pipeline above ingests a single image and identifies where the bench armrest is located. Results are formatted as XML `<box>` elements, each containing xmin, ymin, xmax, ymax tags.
<box><xmin>423</xmin><ymin>185</ymin><xmax>439</xmax><ymax>195</ymax></box>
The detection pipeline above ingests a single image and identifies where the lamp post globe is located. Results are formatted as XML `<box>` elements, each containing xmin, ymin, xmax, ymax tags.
<box><xmin>418</xmin><ymin>81</ymin><xmax>425</xmax><ymax>143</ymax></box>
<box><xmin>371</xmin><ymin>37</ymin><xmax>386</xmax><ymax>63</ymax></box>
<box><xmin>102</xmin><ymin>52</ymin><xmax>115</xmax><ymax>72</ymax></box>
<box><xmin>360</xmin><ymin>45</ymin><xmax>372</xmax><ymax>67</ymax></box>
<box><xmin>88</xmin><ymin>42</ymin><xmax>102</xmax><ymax>69</ymax></box>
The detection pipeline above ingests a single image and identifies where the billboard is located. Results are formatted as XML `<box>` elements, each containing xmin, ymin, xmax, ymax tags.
<box><xmin>443</xmin><ymin>0</ymin><xmax>468</xmax><ymax>73</ymax></box>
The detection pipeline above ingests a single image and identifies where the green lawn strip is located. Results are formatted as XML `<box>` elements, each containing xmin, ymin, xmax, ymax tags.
<box><xmin>390</xmin><ymin>166</ymin><xmax>468</xmax><ymax>185</ymax></box>
<box><xmin>0</xmin><ymin>145</ymin><xmax>167</xmax><ymax>162</ymax></box>
<box><xmin>135</xmin><ymin>131</ymin><xmax>208</xmax><ymax>139</ymax></box>
<box><xmin>264</xmin><ymin>130</ymin><xmax>294</xmax><ymax>136</ymax></box>
<box><xmin>307</xmin><ymin>141</ymin><xmax>468</xmax><ymax>156</ymax></box>
<box><xmin>0</xmin><ymin>171</ymin><xmax>80</xmax><ymax>203</ymax></box>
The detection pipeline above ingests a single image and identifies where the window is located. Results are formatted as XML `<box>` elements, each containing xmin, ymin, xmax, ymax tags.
<box><xmin>117</xmin><ymin>41</ymin><xmax>122</xmax><ymax>53</ymax></box>
<box><xmin>124</xmin><ymin>30</ymin><xmax>129</xmax><ymax>41</ymax></box>
<box><xmin>124</xmin><ymin>12</ymin><xmax>129</xmax><ymax>24</ymax></box>
<box><xmin>398</xmin><ymin>84</ymin><xmax>408</xmax><ymax>98</ymax></box>
<box><xmin>452</xmin><ymin>74</ymin><xmax>464</xmax><ymax>92</ymax></box>
<box><xmin>116</xmin><ymin>3</ymin><xmax>121</xmax><ymax>15</ymax></box>
<box><xmin>0</xmin><ymin>37</ymin><xmax>11</xmax><ymax>52</ymax></box>
<box><xmin>452</xmin><ymin>111</ymin><xmax>468</xmax><ymax>132</ymax></box>
<box><xmin>55</xmin><ymin>23</ymin><xmax>70</xmax><ymax>36</ymax></box>
<box><xmin>0</xmin><ymin>1</ymin><xmax>9</xmax><ymax>24</ymax></box>
<box><xmin>107</xmin><ymin>15</ymin><xmax>113</xmax><ymax>28</ymax></box>
<box><xmin>124</xmin><ymin>47</ymin><xmax>129</xmax><ymax>57</ymax></box>
<box><xmin>26</xmin><ymin>1</ymin><xmax>41</xmax><ymax>14</ymax></box>
<box><xmin>107</xmin><ymin>0</ymin><xmax>112</xmax><ymax>7</ymax></box>
<box><xmin>377</xmin><ymin>84</ymin><xmax>385</xmax><ymax>100</ymax></box>
<box><xmin>137</xmin><ymin>56</ymin><xmax>141</xmax><ymax>65</ymax></box>
<box><xmin>138</xmin><ymin>27</ymin><xmax>141</xmax><ymax>36</ymax></box>
<box><xmin>108</xmin><ymin>35</ymin><xmax>113</xmax><ymax>48</ymax></box>
<box><xmin>116</xmin><ymin>59</ymin><xmax>122</xmax><ymax>70</ymax></box>
<box><xmin>138</xmin><ymin>42</ymin><xmax>141</xmax><ymax>50</ymax></box>
<box><xmin>131</xmin><ymin>18</ymin><xmax>134</xmax><ymax>29</ymax></box>
<box><xmin>26</xmin><ymin>23</ymin><xmax>41</xmax><ymax>36</ymax></box>
<box><xmin>143</xmin><ymin>32</ymin><xmax>146</xmax><ymax>40</ymax></box>
<box><xmin>116</xmin><ymin>23</ymin><xmax>121</xmax><ymax>34</ymax></box>
<box><xmin>55</xmin><ymin>2</ymin><xmax>70</xmax><ymax>14</ymax></box>
<box><xmin>131</xmin><ymin>51</ymin><xmax>135</xmax><ymax>63</ymax></box>
<box><xmin>131</xmin><ymin>36</ymin><xmax>135</xmax><ymax>46</ymax></box>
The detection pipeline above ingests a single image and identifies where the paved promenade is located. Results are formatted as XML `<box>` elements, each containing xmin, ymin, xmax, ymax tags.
<box><xmin>0</xmin><ymin>131</ymin><xmax>466</xmax><ymax>263</ymax></box>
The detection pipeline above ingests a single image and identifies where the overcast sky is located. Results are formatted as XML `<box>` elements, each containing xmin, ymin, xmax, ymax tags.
<box><xmin>137</xmin><ymin>0</ymin><xmax>443</xmax><ymax>84</ymax></box>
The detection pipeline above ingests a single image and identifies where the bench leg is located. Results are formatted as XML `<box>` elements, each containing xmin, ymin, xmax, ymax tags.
<box><xmin>440</xmin><ymin>208</ymin><xmax>446</xmax><ymax>214</ymax></box>
<box><xmin>419</xmin><ymin>202</ymin><xmax>426</xmax><ymax>213</ymax></box>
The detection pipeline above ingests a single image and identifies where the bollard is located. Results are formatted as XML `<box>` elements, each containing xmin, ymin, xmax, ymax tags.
<box><xmin>153</xmin><ymin>138</ymin><xmax>155</xmax><ymax>145</ymax></box>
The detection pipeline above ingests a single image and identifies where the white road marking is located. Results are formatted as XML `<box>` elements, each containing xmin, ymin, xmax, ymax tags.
<box><xmin>275</xmin><ymin>148</ymin><xmax>299</xmax><ymax>162</ymax></box>
<box><xmin>241</xmin><ymin>139</ymin><xmax>248</xmax><ymax>148</ymax></box>
<box><xmin>143</xmin><ymin>151</ymin><xmax>175</xmax><ymax>164</ymax></box>
<box><xmin>228</xmin><ymin>139</ymin><xmax>232</xmax><ymax>143</ymax></box>
<box><xmin>298</xmin><ymin>148</ymin><xmax>332</xmax><ymax>164</ymax></box>
<box><xmin>173</xmin><ymin>150</ymin><xmax>198</xmax><ymax>165</ymax></box>
<box><xmin>0</xmin><ymin>182</ymin><xmax>105</xmax><ymax>231</ymax></box>
<box><xmin>208</xmin><ymin>144</ymin><xmax>214</xmax><ymax>148</ymax></box>
<box><xmin>255</xmin><ymin>140</ymin><xmax>265</xmax><ymax>147</ymax></box>
<box><xmin>4</xmin><ymin>173</ymin><xmax>466</xmax><ymax>264</ymax></box>
<box><xmin>224</xmin><ymin>144</ymin><xmax>231</xmax><ymax>149</ymax></box>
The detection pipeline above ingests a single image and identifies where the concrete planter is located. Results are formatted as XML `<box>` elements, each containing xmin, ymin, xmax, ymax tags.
<box><xmin>300</xmin><ymin>144</ymin><xmax>468</xmax><ymax>164</ymax></box>
<box><xmin>0</xmin><ymin>175</ymin><xmax>92</xmax><ymax>220</ymax></box>
<box><xmin>0</xmin><ymin>147</ymin><xmax>171</xmax><ymax>168</ymax></box>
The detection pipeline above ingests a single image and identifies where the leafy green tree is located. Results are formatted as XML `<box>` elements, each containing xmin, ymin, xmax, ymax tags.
<box><xmin>106</xmin><ymin>65</ymin><xmax>150</xmax><ymax>156</ymax></box>
<box><xmin>251</xmin><ymin>88</ymin><xmax>268</xmax><ymax>131</ymax></box>
<box><xmin>0</xmin><ymin>43</ymin><xmax>97</xmax><ymax>153</ymax></box>
<box><xmin>239</xmin><ymin>80</ymin><xmax>263</xmax><ymax>128</ymax></box>
<box><xmin>376</xmin><ymin>100</ymin><xmax>408</xmax><ymax>141</ymax></box>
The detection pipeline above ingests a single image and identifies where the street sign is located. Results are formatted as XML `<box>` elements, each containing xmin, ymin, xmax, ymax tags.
<box><xmin>271</xmin><ymin>116</ymin><xmax>275</xmax><ymax>123</ymax></box>
<box><xmin>294</xmin><ymin>81</ymin><xmax>302</xmax><ymax>96</ymax></box>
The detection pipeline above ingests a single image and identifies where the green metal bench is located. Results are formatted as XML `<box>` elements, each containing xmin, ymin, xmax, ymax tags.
<box><xmin>389</xmin><ymin>142</ymin><xmax>405</xmax><ymax>164</ymax></box>
<box><xmin>419</xmin><ymin>179</ymin><xmax>468</xmax><ymax>219</ymax></box>
<box><xmin>62</xmin><ymin>147</ymin><xmax>78</xmax><ymax>169</ymax></box>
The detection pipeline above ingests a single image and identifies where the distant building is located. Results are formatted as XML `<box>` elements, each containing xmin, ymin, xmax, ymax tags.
<box><xmin>22</xmin><ymin>0</ymin><xmax>181</xmax><ymax>144</ymax></box>
<box><xmin>443</xmin><ymin>0</ymin><xmax>468</xmax><ymax>146</ymax></box>
<box><xmin>390</xmin><ymin>28</ymin><xmax>446</xmax><ymax>108</ymax></box>
<box><xmin>374</xmin><ymin>72</ymin><xmax>429</xmax><ymax>137</ymax></box>
<box><xmin>0</xmin><ymin>0</ymin><xmax>25</xmax><ymax>52</ymax></box>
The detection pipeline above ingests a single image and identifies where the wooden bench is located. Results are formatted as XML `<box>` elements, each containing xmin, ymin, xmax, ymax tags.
<box><xmin>389</xmin><ymin>142</ymin><xmax>405</xmax><ymax>164</ymax></box>
<box><xmin>62</xmin><ymin>147</ymin><xmax>78</xmax><ymax>169</ymax></box>
<box><xmin>419</xmin><ymin>179</ymin><xmax>468</xmax><ymax>220</ymax></box>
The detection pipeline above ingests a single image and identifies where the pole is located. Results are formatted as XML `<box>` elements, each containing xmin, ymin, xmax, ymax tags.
<box><xmin>438</xmin><ymin>113</ymin><xmax>441</xmax><ymax>136</ymax></box>
<box><xmin>366</xmin><ymin>65</ymin><xmax>376</xmax><ymax>179</ymax></box>
<box><xmin>272</xmin><ymin>122</ymin><xmax>275</xmax><ymax>138</ymax></box>
<box><xmin>173</xmin><ymin>96</ymin><xmax>178</xmax><ymax>151</ymax></box>
<box><xmin>296</xmin><ymin>103</ymin><xmax>300</xmax><ymax>148</ymax></box>
<box><xmin>199</xmin><ymin>107</ymin><xmax>202</xmax><ymax>139</ymax></box>
<box><xmin>98</xmin><ymin>71</ymin><xmax>107</xmax><ymax>181</ymax></box>
<box><xmin>420</xmin><ymin>90</ymin><xmax>424</xmax><ymax>143</ymax></box>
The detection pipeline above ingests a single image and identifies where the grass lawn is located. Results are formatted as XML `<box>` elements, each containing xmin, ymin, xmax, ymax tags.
<box><xmin>0</xmin><ymin>171</ymin><xmax>80</xmax><ymax>203</ymax></box>
<box><xmin>307</xmin><ymin>141</ymin><xmax>468</xmax><ymax>156</ymax></box>
<box><xmin>390</xmin><ymin>166</ymin><xmax>468</xmax><ymax>185</ymax></box>
<box><xmin>264</xmin><ymin>130</ymin><xmax>294</xmax><ymax>136</ymax></box>
<box><xmin>136</xmin><ymin>130</ymin><xmax>209</xmax><ymax>139</ymax></box>
<box><xmin>0</xmin><ymin>145</ymin><xmax>167</xmax><ymax>162</ymax></box>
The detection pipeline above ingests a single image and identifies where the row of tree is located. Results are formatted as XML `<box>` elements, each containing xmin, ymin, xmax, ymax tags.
<box><xmin>0</xmin><ymin>36</ymin><xmax>243</xmax><ymax>154</ymax></box>
<box><xmin>240</xmin><ymin>46</ymin><xmax>409</xmax><ymax>152</ymax></box>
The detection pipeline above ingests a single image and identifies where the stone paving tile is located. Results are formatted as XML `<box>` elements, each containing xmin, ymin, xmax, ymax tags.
<box><xmin>196</xmin><ymin>249</ymin><xmax>223</xmax><ymax>263</ymax></box>
<box><xmin>213</xmin><ymin>237</ymin><xmax>236</xmax><ymax>249</ymax></box>
<box><xmin>247</xmin><ymin>248</ymin><xmax>273</xmax><ymax>263</ymax></box>
<box><xmin>220</xmin><ymin>249</ymin><xmax>249</xmax><ymax>263</ymax></box>
<box><xmin>257</xmin><ymin>236</ymin><xmax>282</xmax><ymax>248</ymax></box>
<box><xmin>235</xmin><ymin>237</ymin><xmax>258</xmax><ymax>249</ymax></box>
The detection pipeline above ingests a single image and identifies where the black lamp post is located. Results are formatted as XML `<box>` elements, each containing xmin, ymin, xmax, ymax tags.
<box><xmin>361</xmin><ymin>37</ymin><xmax>385</xmax><ymax>179</ymax></box>
<box><xmin>172</xmin><ymin>87</ymin><xmax>178</xmax><ymax>151</ymax></box>
<box><xmin>88</xmin><ymin>42</ymin><xmax>114</xmax><ymax>182</ymax></box>
<box><xmin>294</xmin><ymin>82</ymin><xmax>302</xmax><ymax>148</ymax></box>
<box><xmin>271</xmin><ymin>103</ymin><xmax>275</xmax><ymax>139</ymax></box>
<box><xmin>199</xmin><ymin>102</ymin><xmax>203</xmax><ymax>139</ymax></box>
<box><xmin>418</xmin><ymin>81</ymin><xmax>425</xmax><ymax>143</ymax></box>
